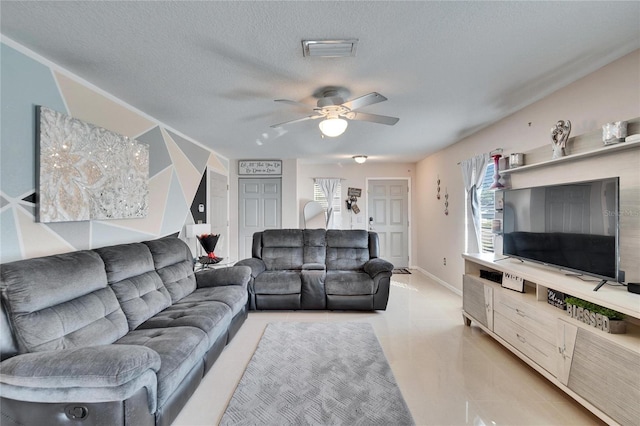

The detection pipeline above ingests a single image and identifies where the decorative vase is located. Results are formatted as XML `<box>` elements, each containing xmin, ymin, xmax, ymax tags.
<box><xmin>489</xmin><ymin>154</ymin><xmax>504</xmax><ymax>190</ymax></box>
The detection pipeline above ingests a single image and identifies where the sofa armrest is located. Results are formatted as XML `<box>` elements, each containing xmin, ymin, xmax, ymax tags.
<box><xmin>302</xmin><ymin>263</ymin><xmax>326</xmax><ymax>271</ymax></box>
<box><xmin>0</xmin><ymin>345</ymin><xmax>160</xmax><ymax>413</ymax></box>
<box><xmin>195</xmin><ymin>265</ymin><xmax>251</xmax><ymax>289</ymax></box>
<box><xmin>363</xmin><ymin>258</ymin><xmax>394</xmax><ymax>278</ymax></box>
<box><xmin>235</xmin><ymin>258</ymin><xmax>266</xmax><ymax>278</ymax></box>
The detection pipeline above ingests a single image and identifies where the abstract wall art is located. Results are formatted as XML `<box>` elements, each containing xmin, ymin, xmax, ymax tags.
<box><xmin>38</xmin><ymin>106</ymin><xmax>149</xmax><ymax>222</ymax></box>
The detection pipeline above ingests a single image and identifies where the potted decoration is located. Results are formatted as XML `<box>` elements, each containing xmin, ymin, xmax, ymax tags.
<box><xmin>197</xmin><ymin>233</ymin><xmax>224</xmax><ymax>265</ymax></box>
<box><xmin>564</xmin><ymin>296</ymin><xmax>626</xmax><ymax>334</ymax></box>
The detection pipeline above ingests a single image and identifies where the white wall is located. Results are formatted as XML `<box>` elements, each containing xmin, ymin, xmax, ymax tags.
<box><xmin>415</xmin><ymin>49</ymin><xmax>640</xmax><ymax>292</ymax></box>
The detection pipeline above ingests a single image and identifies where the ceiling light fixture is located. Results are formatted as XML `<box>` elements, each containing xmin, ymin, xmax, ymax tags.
<box><xmin>353</xmin><ymin>155</ymin><xmax>368</xmax><ymax>164</ymax></box>
<box><xmin>319</xmin><ymin>117</ymin><xmax>348</xmax><ymax>137</ymax></box>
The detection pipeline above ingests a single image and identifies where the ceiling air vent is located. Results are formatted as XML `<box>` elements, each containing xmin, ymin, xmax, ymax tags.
<box><xmin>302</xmin><ymin>39</ymin><xmax>358</xmax><ymax>57</ymax></box>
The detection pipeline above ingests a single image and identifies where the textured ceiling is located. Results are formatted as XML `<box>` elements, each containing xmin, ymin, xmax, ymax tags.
<box><xmin>2</xmin><ymin>1</ymin><xmax>639</xmax><ymax>164</ymax></box>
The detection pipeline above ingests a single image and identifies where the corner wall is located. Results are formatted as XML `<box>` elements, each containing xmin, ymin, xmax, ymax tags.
<box><xmin>415</xmin><ymin>49</ymin><xmax>640</xmax><ymax>292</ymax></box>
<box><xmin>0</xmin><ymin>39</ymin><xmax>229</xmax><ymax>262</ymax></box>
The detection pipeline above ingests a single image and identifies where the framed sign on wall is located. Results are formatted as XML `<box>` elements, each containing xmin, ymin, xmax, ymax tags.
<box><xmin>238</xmin><ymin>160</ymin><xmax>282</xmax><ymax>176</ymax></box>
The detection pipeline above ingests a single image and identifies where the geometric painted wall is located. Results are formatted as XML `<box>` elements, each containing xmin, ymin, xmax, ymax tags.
<box><xmin>0</xmin><ymin>41</ymin><xmax>229</xmax><ymax>263</ymax></box>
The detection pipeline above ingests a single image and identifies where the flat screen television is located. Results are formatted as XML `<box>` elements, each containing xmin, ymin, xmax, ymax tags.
<box><xmin>502</xmin><ymin>177</ymin><xmax>620</xmax><ymax>289</ymax></box>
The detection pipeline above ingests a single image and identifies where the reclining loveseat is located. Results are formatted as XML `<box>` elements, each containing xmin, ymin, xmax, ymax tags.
<box><xmin>0</xmin><ymin>237</ymin><xmax>250</xmax><ymax>426</ymax></box>
<box><xmin>236</xmin><ymin>229</ymin><xmax>394</xmax><ymax>311</ymax></box>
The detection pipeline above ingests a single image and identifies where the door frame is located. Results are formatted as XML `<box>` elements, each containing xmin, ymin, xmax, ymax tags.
<box><xmin>366</xmin><ymin>177</ymin><xmax>412</xmax><ymax>268</ymax></box>
<box><xmin>207</xmin><ymin>168</ymin><xmax>229</xmax><ymax>260</ymax></box>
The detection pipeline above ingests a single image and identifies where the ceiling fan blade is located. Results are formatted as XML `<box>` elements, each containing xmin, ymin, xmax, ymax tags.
<box><xmin>349</xmin><ymin>112</ymin><xmax>399</xmax><ymax>125</ymax></box>
<box><xmin>274</xmin><ymin>99</ymin><xmax>314</xmax><ymax>110</ymax></box>
<box><xmin>342</xmin><ymin>92</ymin><xmax>387</xmax><ymax>111</ymax></box>
<box><xmin>270</xmin><ymin>114</ymin><xmax>322</xmax><ymax>128</ymax></box>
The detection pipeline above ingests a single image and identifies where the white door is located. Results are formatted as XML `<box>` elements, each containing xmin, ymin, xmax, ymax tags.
<box><xmin>238</xmin><ymin>178</ymin><xmax>282</xmax><ymax>259</ymax></box>
<box><xmin>367</xmin><ymin>179</ymin><xmax>409</xmax><ymax>268</ymax></box>
<box><xmin>209</xmin><ymin>171</ymin><xmax>228</xmax><ymax>259</ymax></box>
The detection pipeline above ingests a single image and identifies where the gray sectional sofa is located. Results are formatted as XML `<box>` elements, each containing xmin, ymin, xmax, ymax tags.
<box><xmin>236</xmin><ymin>229</ymin><xmax>394</xmax><ymax>311</ymax></box>
<box><xmin>0</xmin><ymin>237</ymin><xmax>250</xmax><ymax>426</ymax></box>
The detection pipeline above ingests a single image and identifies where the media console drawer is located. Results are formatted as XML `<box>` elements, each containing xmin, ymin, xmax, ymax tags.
<box><xmin>493</xmin><ymin>291</ymin><xmax>556</xmax><ymax>344</ymax></box>
<box><xmin>494</xmin><ymin>312</ymin><xmax>556</xmax><ymax>375</ymax></box>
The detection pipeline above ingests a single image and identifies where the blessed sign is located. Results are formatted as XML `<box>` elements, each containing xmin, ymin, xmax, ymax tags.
<box><xmin>238</xmin><ymin>160</ymin><xmax>282</xmax><ymax>175</ymax></box>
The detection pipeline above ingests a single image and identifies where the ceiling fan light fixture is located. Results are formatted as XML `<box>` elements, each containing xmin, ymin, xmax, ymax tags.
<box><xmin>353</xmin><ymin>155</ymin><xmax>368</xmax><ymax>164</ymax></box>
<box><xmin>319</xmin><ymin>117</ymin><xmax>348</xmax><ymax>137</ymax></box>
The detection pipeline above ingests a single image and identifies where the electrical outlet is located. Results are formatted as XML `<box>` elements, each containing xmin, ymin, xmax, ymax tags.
<box><xmin>443</xmin><ymin>257</ymin><xmax>447</xmax><ymax>266</ymax></box>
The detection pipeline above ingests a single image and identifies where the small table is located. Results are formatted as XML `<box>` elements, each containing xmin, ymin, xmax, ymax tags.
<box><xmin>195</xmin><ymin>257</ymin><xmax>236</xmax><ymax>271</ymax></box>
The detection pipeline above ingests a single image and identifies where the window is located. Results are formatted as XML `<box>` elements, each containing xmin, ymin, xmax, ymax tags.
<box><xmin>478</xmin><ymin>162</ymin><xmax>495</xmax><ymax>253</ymax></box>
<box><xmin>313</xmin><ymin>182</ymin><xmax>342</xmax><ymax>228</ymax></box>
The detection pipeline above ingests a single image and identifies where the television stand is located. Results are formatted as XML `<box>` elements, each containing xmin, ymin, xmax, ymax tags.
<box><xmin>462</xmin><ymin>253</ymin><xmax>640</xmax><ymax>426</ymax></box>
<box><xmin>593</xmin><ymin>279</ymin><xmax>607</xmax><ymax>291</ymax></box>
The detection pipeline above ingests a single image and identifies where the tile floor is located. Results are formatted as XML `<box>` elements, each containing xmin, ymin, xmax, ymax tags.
<box><xmin>173</xmin><ymin>271</ymin><xmax>604</xmax><ymax>425</ymax></box>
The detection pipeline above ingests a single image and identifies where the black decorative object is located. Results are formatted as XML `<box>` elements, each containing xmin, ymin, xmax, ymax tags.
<box><xmin>197</xmin><ymin>234</ymin><xmax>223</xmax><ymax>264</ymax></box>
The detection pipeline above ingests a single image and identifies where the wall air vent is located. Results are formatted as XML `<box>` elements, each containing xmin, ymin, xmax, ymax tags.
<box><xmin>302</xmin><ymin>39</ymin><xmax>358</xmax><ymax>57</ymax></box>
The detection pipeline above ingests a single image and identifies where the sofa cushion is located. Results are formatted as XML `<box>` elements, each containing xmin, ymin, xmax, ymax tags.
<box><xmin>115</xmin><ymin>326</ymin><xmax>208</xmax><ymax>409</ymax></box>
<box><xmin>303</xmin><ymin>229</ymin><xmax>326</xmax><ymax>265</ymax></box>
<box><xmin>0</xmin><ymin>344</ymin><xmax>160</xmax><ymax>389</ymax></box>
<box><xmin>138</xmin><ymin>301</ymin><xmax>231</xmax><ymax>346</ymax></box>
<box><xmin>254</xmin><ymin>271</ymin><xmax>301</xmax><ymax>295</ymax></box>
<box><xmin>0</xmin><ymin>251</ymin><xmax>128</xmax><ymax>353</ymax></box>
<box><xmin>144</xmin><ymin>237</ymin><xmax>196</xmax><ymax>303</ymax></box>
<box><xmin>180</xmin><ymin>286</ymin><xmax>248</xmax><ymax>317</ymax></box>
<box><xmin>97</xmin><ymin>243</ymin><xmax>172</xmax><ymax>330</ymax></box>
<box><xmin>325</xmin><ymin>271</ymin><xmax>374</xmax><ymax>295</ymax></box>
<box><xmin>325</xmin><ymin>230</ymin><xmax>370</xmax><ymax>271</ymax></box>
<box><xmin>261</xmin><ymin>230</ymin><xmax>304</xmax><ymax>271</ymax></box>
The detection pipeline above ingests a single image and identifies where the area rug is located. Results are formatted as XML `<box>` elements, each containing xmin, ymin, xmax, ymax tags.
<box><xmin>220</xmin><ymin>322</ymin><xmax>414</xmax><ymax>426</ymax></box>
<box><xmin>393</xmin><ymin>268</ymin><xmax>411</xmax><ymax>274</ymax></box>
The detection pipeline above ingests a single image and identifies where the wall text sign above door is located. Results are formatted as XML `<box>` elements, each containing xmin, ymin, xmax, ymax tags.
<box><xmin>238</xmin><ymin>160</ymin><xmax>282</xmax><ymax>175</ymax></box>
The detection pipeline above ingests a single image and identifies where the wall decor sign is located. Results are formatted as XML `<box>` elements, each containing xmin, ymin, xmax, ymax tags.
<box><xmin>38</xmin><ymin>106</ymin><xmax>149</xmax><ymax>223</ymax></box>
<box><xmin>502</xmin><ymin>272</ymin><xmax>524</xmax><ymax>293</ymax></box>
<box><xmin>238</xmin><ymin>160</ymin><xmax>282</xmax><ymax>175</ymax></box>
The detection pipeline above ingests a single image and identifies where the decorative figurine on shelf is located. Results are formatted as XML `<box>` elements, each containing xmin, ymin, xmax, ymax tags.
<box><xmin>550</xmin><ymin>120</ymin><xmax>571</xmax><ymax>159</ymax></box>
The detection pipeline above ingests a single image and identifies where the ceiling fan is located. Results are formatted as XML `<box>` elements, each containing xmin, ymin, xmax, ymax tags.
<box><xmin>270</xmin><ymin>87</ymin><xmax>399</xmax><ymax>137</ymax></box>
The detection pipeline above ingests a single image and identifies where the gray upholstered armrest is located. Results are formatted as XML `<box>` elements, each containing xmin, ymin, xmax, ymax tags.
<box><xmin>195</xmin><ymin>265</ymin><xmax>251</xmax><ymax>289</ymax></box>
<box><xmin>302</xmin><ymin>263</ymin><xmax>326</xmax><ymax>271</ymax></box>
<box><xmin>0</xmin><ymin>345</ymin><xmax>160</xmax><ymax>413</ymax></box>
<box><xmin>235</xmin><ymin>258</ymin><xmax>267</xmax><ymax>278</ymax></box>
<box><xmin>363</xmin><ymin>258</ymin><xmax>394</xmax><ymax>277</ymax></box>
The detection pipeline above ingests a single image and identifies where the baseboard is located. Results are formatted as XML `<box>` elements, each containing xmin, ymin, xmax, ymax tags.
<box><xmin>412</xmin><ymin>267</ymin><xmax>462</xmax><ymax>296</ymax></box>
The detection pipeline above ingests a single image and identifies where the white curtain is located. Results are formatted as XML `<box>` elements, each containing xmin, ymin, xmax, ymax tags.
<box><xmin>314</xmin><ymin>178</ymin><xmax>340</xmax><ymax>229</ymax></box>
<box><xmin>461</xmin><ymin>153</ymin><xmax>490</xmax><ymax>253</ymax></box>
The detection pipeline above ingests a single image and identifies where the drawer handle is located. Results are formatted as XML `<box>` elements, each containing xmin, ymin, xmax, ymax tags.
<box><xmin>516</xmin><ymin>333</ymin><xmax>526</xmax><ymax>344</ymax></box>
<box><xmin>515</xmin><ymin>308</ymin><xmax>526</xmax><ymax>317</ymax></box>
